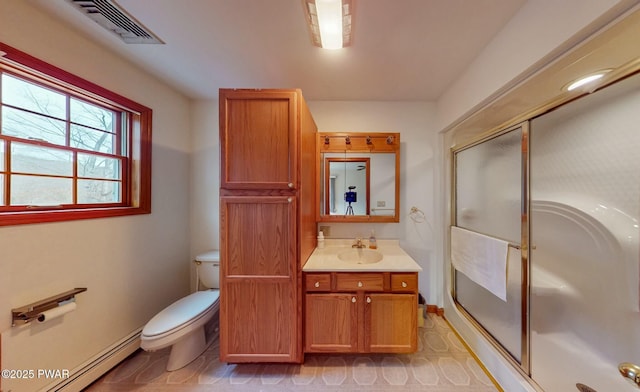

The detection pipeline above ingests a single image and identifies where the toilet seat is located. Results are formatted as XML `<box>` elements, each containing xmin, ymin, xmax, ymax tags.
<box><xmin>141</xmin><ymin>290</ymin><xmax>219</xmax><ymax>351</ymax></box>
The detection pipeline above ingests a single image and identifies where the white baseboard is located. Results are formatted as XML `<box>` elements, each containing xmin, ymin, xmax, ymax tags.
<box><xmin>40</xmin><ymin>328</ymin><xmax>142</xmax><ymax>392</ymax></box>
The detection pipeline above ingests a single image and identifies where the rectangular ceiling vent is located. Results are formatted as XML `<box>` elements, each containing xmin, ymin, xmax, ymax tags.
<box><xmin>66</xmin><ymin>0</ymin><xmax>164</xmax><ymax>44</ymax></box>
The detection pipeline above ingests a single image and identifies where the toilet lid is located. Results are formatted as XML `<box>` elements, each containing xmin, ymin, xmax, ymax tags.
<box><xmin>142</xmin><ymin>290</ymin><xmax>220</xmax><ymax>337</ymax></box>
<box><xmin>195</xmin><ymin>250</ymin><xmax>220</xmax><ymax>263</ymax></box>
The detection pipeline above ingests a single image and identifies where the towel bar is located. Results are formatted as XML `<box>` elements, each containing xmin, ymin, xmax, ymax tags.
<box><xmin>508</xmin><ymin>243</ymin><xmax>536</xmax><ymax>250</ymax></box>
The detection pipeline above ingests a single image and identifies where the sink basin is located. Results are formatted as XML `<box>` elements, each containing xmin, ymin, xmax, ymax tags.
<box><xmin>338</xmin><ymin>249</ymin><xmax>383</xmax><ymax>264</ymax></box>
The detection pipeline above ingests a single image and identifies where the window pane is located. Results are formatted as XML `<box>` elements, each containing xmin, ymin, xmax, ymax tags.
<box><xmin>0</xmin><ymin>174</ymin><xmax>4</xmax><ymax>205</ymax></box>
<box><xmin>11</xmin><ymin>175</ymin><xmax>72</xmax><ymax>205</ymax></box>
<box><xmin>12</xmin><ymin>143</ymin><xmax>73</xmax><ymax>176</ymax></box>
<box><xmin>70</xmin><ymin>98</ymin><xmax>115</xmax><ymax>132</ymax></box>
<box><xmin>2</xmin><ymin>74</ymin><xmax>66</xmax><ymax>119</ymax></box>
<box><xmin>0</xmin><ymin>141</ymin><xmax>4</xmax><ymax>171</ymax></box>
<box><xmin>78</xmin><ymin>153</ymin><xmax>121</xmax><ymax>179</ymax></box>
<box><xmin>78</xmin><ymin>179</ymin><xmax>120</xmax><ymax>204</ymax></box>
<box><xmin>2</xmin><ymin>106</ymin><xmax>67</xmax><ymax>145</ymax></box>
<box><xmin>70</xmin><ymin>124</ymin><xmax>115</xmax><ymax>153</ymax></box>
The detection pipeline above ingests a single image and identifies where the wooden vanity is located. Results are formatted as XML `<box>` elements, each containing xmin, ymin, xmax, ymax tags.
<box><xmin>302</xmin><ymin>240</ymin><xmax>422</xmax><ymax>354</ymax></box>
<box><xmin>304</xmin><ymin>271</ymin><xmax>418</xmax><ymax>353</ymax></box>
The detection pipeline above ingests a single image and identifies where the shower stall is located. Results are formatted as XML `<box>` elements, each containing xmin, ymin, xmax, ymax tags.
<box><xmin>451</xmin><ymin>72</ymin><xmax>640</xmax><ymax>391</ymax></box>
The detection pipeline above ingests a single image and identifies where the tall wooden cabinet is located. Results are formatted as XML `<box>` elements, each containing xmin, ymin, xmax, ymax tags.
<box><xmin>219</xmin><ymin>89</ymin><xmax>317</xmax><ymax>363</ymax></box>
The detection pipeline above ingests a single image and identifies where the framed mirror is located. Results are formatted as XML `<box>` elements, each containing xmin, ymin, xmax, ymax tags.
<box><xmin>317</xmin><ymin>132</ymin><xmax>400</xmax><ymax>223</ymax></box>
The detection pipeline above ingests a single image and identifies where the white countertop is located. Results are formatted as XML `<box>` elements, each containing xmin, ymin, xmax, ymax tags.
<box><xmin>303</xmin><ymin>239</ymin><xmax>422</xmax><ymax>272</ymax></box>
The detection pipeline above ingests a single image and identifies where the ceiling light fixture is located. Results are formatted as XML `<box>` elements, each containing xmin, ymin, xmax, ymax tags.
<box><xmin>303</xmin><ymin>0</ymin><xmax>353</xmax><ymax>49</ymax></box>
<box><xmin>566</xmin><ymin>70</ymin><xmax>611</xmax><ymax>91</ymax></box>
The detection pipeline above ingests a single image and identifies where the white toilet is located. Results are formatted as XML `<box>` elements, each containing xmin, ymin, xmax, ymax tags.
<box><xmin>140</xmin><ymin>250</ymin><xmax>220</xmax><ymax>371</ymax></box>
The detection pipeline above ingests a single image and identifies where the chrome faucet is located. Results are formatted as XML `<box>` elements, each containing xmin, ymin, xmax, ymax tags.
<box><xmin>352</xmin><ymin>238</ymin><xmax>366</xmax><ymax>248</ymax></box>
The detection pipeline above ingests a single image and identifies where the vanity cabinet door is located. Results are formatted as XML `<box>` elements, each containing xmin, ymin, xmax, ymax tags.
<box><xmin>305</xmin><ymin>293</ymin><xmax>358</xmax><ymax>352</ymax></box>
<box><xmin>365</xmin><ymin>293</ymin><xmax>417</xmax><ymax>353</ymax></box>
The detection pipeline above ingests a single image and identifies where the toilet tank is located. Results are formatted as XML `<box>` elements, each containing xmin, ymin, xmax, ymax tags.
<box><xmin>195</xmin><ymin>250</ymin><xmax>220</xmax><ymax>289</ymax></box>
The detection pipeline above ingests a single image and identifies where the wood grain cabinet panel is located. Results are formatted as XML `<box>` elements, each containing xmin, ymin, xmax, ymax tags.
<box><xmin>220</xmin><ymin>90</ymin><xmax>297</xmax><ymax>189</ymax></box>
<box><xmin>335</xmin><ymin>273</ymin><xmax>385</xmax><ymax>291</ymax></box>
<box><xmin>222</xmin><ymin>197</ymin><xmax>293</xmax><ymax>277</ymax></box>
<box><xmin>366</xmin><ymin>293</ymin><xmax>417</xmax><ymax>353</ymax></box>
<box><xmin>304</xmin><ymin>293</ymin><xmax>358</xmax><ymax>352</ymax></box>
<box><xmin>391</xmin><ymin>273</ymin><xmax>418</xmax><ymax>292</ymax></box>
<box><xmin>305</xmin><ymin>273</ymin><xmax>331</xmax><ymax>292</ymax></box>
<box><xmin>223</xmin><ymin>280</ymin><xmax>297</xmax><ymax>362</ymax></box>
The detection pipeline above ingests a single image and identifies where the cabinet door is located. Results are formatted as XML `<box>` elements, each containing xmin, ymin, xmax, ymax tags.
<box><xmin>220</xmin><ymin>196</ymin><xmax>299</xmax><ymax>362</ymax></box>
<box><xmin>365</xmin><ymin>293</ymin><xmax>417</xmax><ymax>353</ymax></box>
<box><xmin>305</xmin><ymin>293</ymin><xmax>358</xmax><ymax>352</ymax></box>
<box><xmin>220</xmin><ymin>89</ymin><xmax>298</xmax><ymax>190</ymax></box>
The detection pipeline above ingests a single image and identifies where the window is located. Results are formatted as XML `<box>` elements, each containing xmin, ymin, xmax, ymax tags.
<box><xmin>0</xmin><ymin>43</ymin><xmax>151</xmax><ymax>226</ymax></box>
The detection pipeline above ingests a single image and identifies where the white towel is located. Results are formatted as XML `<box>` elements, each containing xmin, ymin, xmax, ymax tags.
<box><xmin>451</xmin><ymin>226</ymin><xmax>509</xmax><ymax>301</ymax></box>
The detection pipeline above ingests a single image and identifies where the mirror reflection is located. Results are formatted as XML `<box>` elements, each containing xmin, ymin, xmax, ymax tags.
<box><xmin>325</xmin><ymin>157</ymin><xmax>370</xmax><ymax>216</ymax></box>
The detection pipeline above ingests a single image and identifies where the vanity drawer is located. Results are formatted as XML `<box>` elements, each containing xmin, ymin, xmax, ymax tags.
<box><xmin>335</xmin><ymin>273</ymin><xmax>385</xmax><ymax>291</ymax></box>
<box><xmin>305</xmin><ymin>273</ymin><xmax>331</xmax><ymax>292</ymax></box>
<box><xmin>391</xmin><ymin>273</ymin><xmax>418</xmax><ymax>292</ymax></box>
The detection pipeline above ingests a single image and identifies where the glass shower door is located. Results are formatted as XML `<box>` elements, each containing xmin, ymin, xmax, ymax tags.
<box><xmin>454</xmin><ymin>127</ymin><xmax>525</xmax><ymax>363</ymax></box>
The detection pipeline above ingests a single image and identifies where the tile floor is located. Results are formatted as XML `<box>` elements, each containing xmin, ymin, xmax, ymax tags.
<box><xmin>85</xmin><ymin>313</ymin><xmax>499</xmax><ymax>392</ymax></box>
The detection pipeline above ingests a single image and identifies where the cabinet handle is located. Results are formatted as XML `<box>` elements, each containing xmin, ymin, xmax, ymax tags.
<box><xmin>288</xmin><ymin>182</ymin><xmax>294</xmax><ymax>188</ymax></box>
<box><xmin>287</xmin><ymin>197</ymin><xmax>292</xmax><ymax>203</ymax></box>
<box><xmin>314</xmin><ymin>281</ymin><xmax>320</xmax><ymax>288</ymax></box>
<box><xmin>351</xmin><ymin>297</ymin><xmax>356</xmax><ymax>303</ymax></box>
<box><xmin>402</xmin><ymin>281</ymin><xmax>408</xmax><ymax>288</ymax></box>
<box><xmin>366</xmin><ymin>296</ymin><xmax>371</xmax><ymax>303</ymax></box>
<box><xmin>357</xmin><ymin>281</ymin><xmax>363</xmax><ymax>288</ymax></box>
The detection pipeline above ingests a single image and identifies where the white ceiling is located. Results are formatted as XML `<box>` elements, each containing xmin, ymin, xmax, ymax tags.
<box><xmin>30</xmin><ymin>0</ymin><xmax>526</xmax><ymax>101</ymax></box>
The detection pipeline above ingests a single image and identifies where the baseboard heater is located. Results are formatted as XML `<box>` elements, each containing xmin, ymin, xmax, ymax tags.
<box><xmin>40</xmin><ymin>328</ymin><xmax>142</xmax><ymax>392</ymax></box>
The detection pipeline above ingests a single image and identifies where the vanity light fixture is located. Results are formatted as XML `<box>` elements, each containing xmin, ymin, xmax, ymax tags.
<box><xmin>566</xmin><ymin>70</ymin><xmax>611</xmax><ymax>91</ymax></box>
<box><xmin>303</xmin><ymin>0</ymin><xmax>354</xmax><ymax>49</ymax></box>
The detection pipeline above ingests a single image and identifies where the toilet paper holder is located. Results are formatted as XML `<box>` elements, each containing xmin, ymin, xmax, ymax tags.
<box><xmin>11</xmin><ymin>287</ymin><xmax>87</xmax><ymax>326</ymax></box>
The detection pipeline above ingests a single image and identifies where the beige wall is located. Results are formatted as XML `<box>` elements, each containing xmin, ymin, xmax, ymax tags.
<box><xmin>0</xmin><ymin>1</ymin><xmax>192</xmax><ymax>391</ymax></box>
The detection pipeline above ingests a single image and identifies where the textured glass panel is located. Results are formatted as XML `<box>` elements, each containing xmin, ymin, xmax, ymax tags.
<box><xmin>71</xmin><ymin>124</ymin><xmax>114</xmax><ymax>153</ymax></box>
<box><xmin>11</xmin><ymin>143</ymin><xmax>73</xmax><ymax>176</ymax></box>
<box><xmin>11</xmin><ymin>175</ymin><xmax>72</xmax><ymax>205</ymax></box>
<box><xmin>78</xmin><ymin>153</ymin><xmax>120</xmax><ymax>179</ymax></box>
<box><xmin>1</xmin><ymin>74</ymin><xmax>66</xmax><ymax>119</ymax></box>
<box><xmin>529</xmin><ymin>72</ymin><xmax>640</xmax><ymax>392</ymax></box>
<box><xmin>2</xmin><ymin>107</ymin><xmax>66</xmax><ymax>145</ymax></box>
<box><xmin>0</xmin><ymin>174</ymin><xmax>4</xmax><ymax>205</ymax></box>
<box><xmin>0</xmin><ymin>141</ymin><xmax>4</xmax><ymax>171</ymax></box>
<box><xmin>456</xmin><ymin>130</ymin><xmax>522</xmax><ymax>242</ymax></box>
<box><xmin>70</xmin><ymin>98</ymin><xmax>115</xmax><ymax>131</ymax></box>
<box><xmin>77</xmin><ymin>179</ymin><xmax>120</xmax><ymax>204</ymax></box>
<box><xmin>454</xmin><ymin>128</ymin><xmax>523</xmax><ymax>362</ymax></box>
